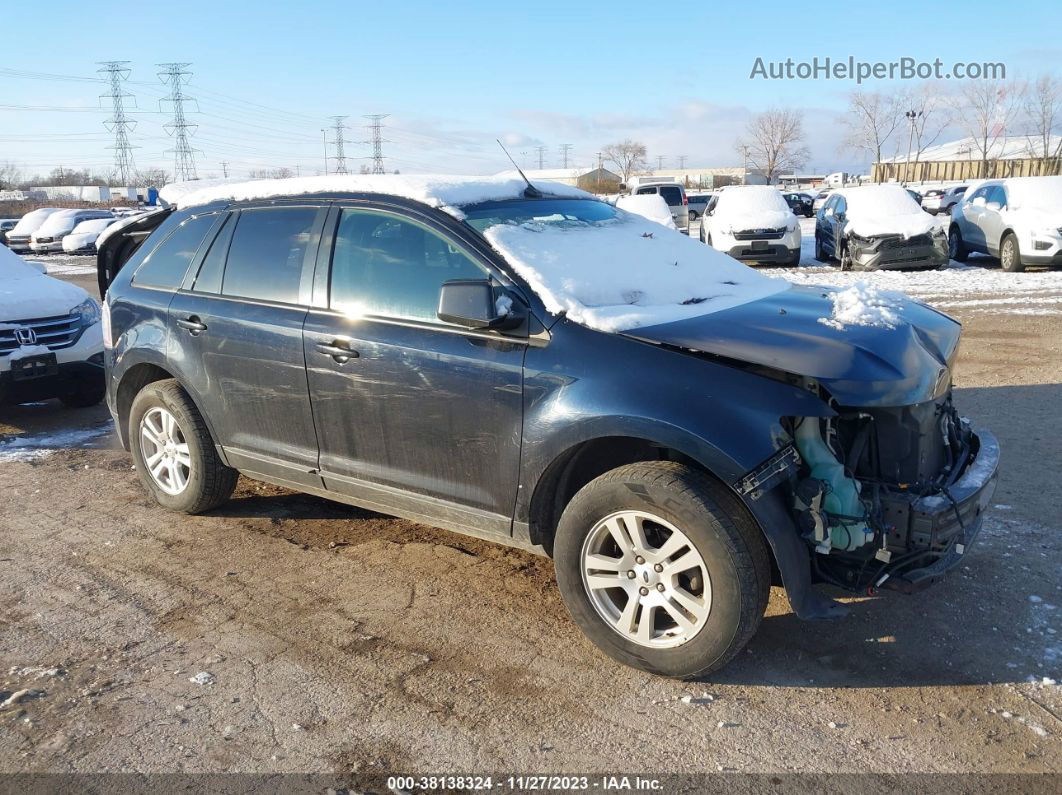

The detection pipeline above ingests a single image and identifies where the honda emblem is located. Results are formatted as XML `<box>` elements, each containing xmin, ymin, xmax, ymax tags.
<box><xmin>14</xmin><ymin>327</ymin><xmax>37</xmax><ymax>346</ymax></box>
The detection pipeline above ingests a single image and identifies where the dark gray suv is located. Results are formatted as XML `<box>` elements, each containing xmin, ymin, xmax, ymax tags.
<box><xmin>99</xmin><ymin>178</ymin><xmax>998</xmax><ymax>677</ymax></box>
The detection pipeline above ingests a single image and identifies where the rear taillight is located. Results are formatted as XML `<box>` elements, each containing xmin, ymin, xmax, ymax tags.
<box><xmin>683</xmin><ymin>195</ymin><xmax>688</xmax><ymax>205</ymax></box>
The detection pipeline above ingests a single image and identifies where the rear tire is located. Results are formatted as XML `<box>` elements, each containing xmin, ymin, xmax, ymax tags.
<box><xmin>814</xmin><ymin>232</ymin><xmax>828</xmax><ymax>262</ymax></box>
<box><xmin>128</xmin><ymin>379</ymin><xmax>238</xmax><ymax>514</ymax></box>
<box><xmin>999</xmin><ymin>232</ymin><xmax>1025</xmax><ymax>273</ymax></box>
<box><xmin>948</xmin><ymin>225</ymin><xmax>969</xmax><ymax>262</ymax></box>
<box><xmin>553</xmin><ymin>461</ymin><xmax>771</xmax><ymax>678</ymax></box>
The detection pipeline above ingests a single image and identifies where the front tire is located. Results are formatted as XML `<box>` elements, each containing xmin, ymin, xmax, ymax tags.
<box><xmin>839</xmin><ymin>242</ymin><xmax>853</xmax><ymax>271</ymax></box>
<box><xmin>948</xmin><ymin>225</ymin><xmax>969</xmax><ymax>262</ymax></box>
<box><xmin>999</xmin><ymin>232</ymin><xmax>1025</xmax><ymax>272</ymax></box>
<box><xmin>128</xmin><ymin>379</ymin><xmax>238</xmax><ymax>514</ymax></box>
<box><xmin>554</xmin><ymin>462</ymin><xmax>771</xmax><ymax>678</ymax></box>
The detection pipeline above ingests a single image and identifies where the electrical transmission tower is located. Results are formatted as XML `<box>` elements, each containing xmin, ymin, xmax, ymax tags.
<box><xmin>656</xmin><ymin>155</ymin><xmax>665</xmax><ymax>169</ymax></box>
<box><xmin>329</xmin><ymin>116</ymin><xmax>350</xmax><ymax>174</ymax></box>
<box><xmin>559</xmin><ymin>144</ymin><xmax>573</xmax><ymax>168</ymax></box>
<box><xmin>678</xmin><ymin>155</ymin><xmax>688</xmax><ymax>169</ymax></box>
<box><xmin>157</xmin><ymin>63</ymin><xmax>199</xmax><ymax>181</ymax></box>
<box><xmin>98</xmin><ymin>61</ymin><xmax>139</xmax><ymax>185</ymax></box>
<box><xmin>535</xmin><ymin>146</ymin><xmax>547</xmax><ymax>169</ymax></box>
<box><xmin>362</xmin><ymin>114</ymin><xmax>390</xmax><ymax>174</ymax></box>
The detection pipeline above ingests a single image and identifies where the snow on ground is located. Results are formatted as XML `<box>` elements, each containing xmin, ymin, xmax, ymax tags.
<box><xmin>37</xmin><ymin>254</ymin><xmax>97</xmax><ymax>276</ymax></box>
<box><xmin>0</xmin><ymin>424</ymin><xmax>112</xmax><ymax>463</ymax></box>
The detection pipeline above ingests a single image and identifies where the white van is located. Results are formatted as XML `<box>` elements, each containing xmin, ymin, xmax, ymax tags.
<box><xmin>4</xmin><ymin>208</ymin><xmax>65</xmax><ymax>253</ymax></box>
<box><xmin>30</xmin><ymin>209</ymin><xmax>114</xmax><ymax>253</ymax></box>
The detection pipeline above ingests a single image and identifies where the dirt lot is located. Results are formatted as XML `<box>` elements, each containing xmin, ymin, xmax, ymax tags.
<box><xmin>0</xmin><ymin>254</ymin><xmax>1059</xmax><ymax>782</ymax></box>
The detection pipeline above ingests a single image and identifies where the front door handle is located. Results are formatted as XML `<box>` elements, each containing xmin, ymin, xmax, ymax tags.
<box><xmin>315</xmin><ymin>340</ymin><xmax>359</xmax><ymax>363</ymax></box>
<box><xmin>176</xmin><ymin>316</ymin><xmax>207</xmax><ymax>335</ymax></box>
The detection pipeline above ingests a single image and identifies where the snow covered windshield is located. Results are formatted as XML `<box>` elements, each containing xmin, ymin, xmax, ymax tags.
<box><xmin>463</xmin><ymin>198</ymin><xmax>788</xmax><ymax>332</ymax></box>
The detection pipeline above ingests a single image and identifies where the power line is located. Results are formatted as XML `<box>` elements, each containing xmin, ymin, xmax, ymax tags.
<box><xmin>220</xmin><ymin>161</ymin><xmax>229</xmax><ymax>178</ymax></box>
<box><xmin>157</xmin><ymin>62</ymin><xmax>199</xmax><ymax>181</ymax></box>
<box><xmin>559</xmin><ymin>143</ymin><xmax>573</xmax><ymax>169</ymax></box>
<box><xmin>97</xmin><ymin>61</ymin><xmax>139</xmax><ymax>186</ymax></box>
<box><xmin>362</xmin><ymin>114</ymin><xmax>389</xmax><ymax>174</ymax></box>
<box><xmin>329</xmin><ymin>116</ymin><xmax>350</xmax><ymax>174</ymax></box>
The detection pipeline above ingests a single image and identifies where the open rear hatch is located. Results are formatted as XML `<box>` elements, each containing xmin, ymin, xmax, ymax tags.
<box><xmin>96</xmin><ymin>207</ymin><xmax>173</xmax><ymax>298</ymax></box>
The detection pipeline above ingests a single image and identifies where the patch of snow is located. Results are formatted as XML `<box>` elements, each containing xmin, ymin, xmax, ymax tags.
<box><xmin>495</xmin><ymin>294</ymin><xmax>513</xmax><ymax>317</ymax></box>
<box><xmin>0</xmin><ymin>424</ymin><xmax>112</xmax><ymax>463</ymax></box>
<box><xmin>483</xmin><ymin>214</ymin><xmax>787</xmax><ymax>332</ymax></box>
<box><xmin>7</xmin><ymin>208</ymin><xmax>63</xmax><ymax>238</ymax></box>
<box><xmin>0</xmin><ymin>245</ymin><xmax>90</xmax><ymax>323</ymax></box>
<box><xmin>710</xmin><ymin>186</ymin><xmax>793</xmax><ymax>232</ymax></box>
<box><xmin>161</xmin><ymin>174</ymin><xmax>591</xmax><ymax>219</ymax></box>
<box><xmin>188</xmin><ymin>671</ymin><xmax>216</xmax><ymax>686</ymax></box>
<box><xmin>616</xmin><ymin>194</ymin><xmax>676</xmax><ymax>229</ymax></box>
<box><xmin>817</xmin><ymin>282</ymin><xmax>904</xmax><ymax>330</ymax></box>
<box><xmin>837</xmin><ymin>185</ymin><xmax>938</xmax><ymax>239</ymax></box>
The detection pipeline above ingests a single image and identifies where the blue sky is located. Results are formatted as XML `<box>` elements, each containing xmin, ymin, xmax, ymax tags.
<box><xmin>1</xmin><ymin>0</ymin><xmax>1059</xmax><ymax>180</ymax></box>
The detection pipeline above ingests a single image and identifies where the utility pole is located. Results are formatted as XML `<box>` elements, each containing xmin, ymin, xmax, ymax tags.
<box><xmin>362</xmin><ymin>114</ymin><xmax>390</xmax><ymax>174</ymax></box>
<box><xmin>595</xmin><ymin>151</ymin><xmax>603</xmax><ymax>171</ymax></box>
<box><xmin>559</xmin><ymin>143</ymin><xmax>573</xmax><ymax>169</ymax></box>
<box><xmin>157</xmin><ymin>62</ymin><xmax>199</xmax><ymax>182</ymax></box>
<box><xmin>329</xmin><ymin>116</ymin><xmax>350</xmax><ymax>175</ymax></box>
<box><xmin>678</xmin><ymin>155</ymin><xmax>688</xmax><ymax>169</ymax></box>
<box><xmin>740</xmin><ymin>145</ymin><xmax>750</xmax><ymax>181</ymax></box>
<box><xmin>904</xmin><ymin>109</ymin><xmax>922</xmax><ymax>184</ymax></box>
<box><xmin>656</xmin><ymin>155</ymin><xmax>665</xmax><ymax>170</ymax></box>
<box><xmin>220</xmin><ymin>161</ymin><xmax>229</xmax><ymax>178</ymax></box>
<box><xmin>321</xmin><ymin>128</ymin><xmax>328</xmax><ymax>174</ymax></box>
<box><xmin>97</xmin><ymin>61</ymin><xmax>138</xmax><ymax>185</ymax></box>
<box><xmin>535</xmin><ymin>145</ymin><xmax>547</xmax><ymax>170</ymax></box>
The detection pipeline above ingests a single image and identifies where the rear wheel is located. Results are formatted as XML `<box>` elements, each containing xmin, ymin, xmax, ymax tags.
<box><xmin>999</xmin><ymin>232</ymin><xmax>1025</xmax><ymax>273</ymax></box>
<box><xmin>948</xmin><ymin>225</ymin><xmax>969</xmax><ymax>262</ymax></box>
<box><xmin>129</xmin><ymin>379</ymin><xmax>238</xmax><ymax>514</ymax></box>
<box><xmin>814</xmin><ymin>232</ymin><xmax>828</xmax><ymax>262</ymax></box>
<box><xmin>553</xmin><ymin>461</ymin><xmax>770</xmax><ymax>678</ymax></box>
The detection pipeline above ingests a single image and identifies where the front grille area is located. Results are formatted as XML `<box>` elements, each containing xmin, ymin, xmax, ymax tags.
<box><xmin>33</xmin><ymin>236</ymin><xmax>54</xmax><ymax>244</ymax></box>
<box><xmin>733</xmin><ymin>228</ymin><xmax>785</xmax><ymax>240</ymax></box>
<box><xmin>881</xmin><ymin>233</ymin><xmax>933</xmax><ymax>249</ymax></box>
<box><xmin>0</xmin><ymin>313</ymin><xmax>82</xmax><ymax>356</ymax></box>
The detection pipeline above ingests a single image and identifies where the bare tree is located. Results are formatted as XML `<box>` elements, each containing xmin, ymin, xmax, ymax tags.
<box><xmin>900</xmin><ymin>84</ymin><xmax>953</xmax><ymax>166</ymax></box>
<box><xmin>839</xmin><ymin>91</ymin><xmax>904</xmax><ymax>180</ymax></box>
<box><xmin>248</xmin><ymin>167</ymin><xmax>294</xmax><ymax>180</ymax></box>
<box><xmin>952</xmin><ymin>80</ymin><xmax>1025</xmax><ymax>178</ymax></box>
<box><xmin>1021</xmin><ymin>74</ymin><xmax>1062</xmax><ymax>175</ymax></box>
<box><xmin>602</xmin><ymin>139</ymin><xmax>648</xmax><ymax>185</ymax></box>
<box><xmin>136</xmin><ymin>167</ymin><xmax>170</xmax><ymax>187</ymax></box>
<box><xmin>735</xmin><ymin>108</ymin><xmax>810</xmax><ymax>183</ymax></box>
<box><xmin>0</xmin><ymin>161</ymin><xmax>22</xmax><ymax>190</ymax></box>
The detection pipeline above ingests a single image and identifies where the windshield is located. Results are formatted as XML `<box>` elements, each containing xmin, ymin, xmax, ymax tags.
<box><xmin>462</xmin><ymin>198</ymin><xmax>618</xmax><ymax>232</ymax></box>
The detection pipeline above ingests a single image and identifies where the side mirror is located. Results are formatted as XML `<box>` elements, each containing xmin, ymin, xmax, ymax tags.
<box><xmin>824</xmin><ymin>208</ymin><xmax>834</xmax><ymax>218</ymax></box>
<box><xmin>985</xmin><ymin>201</ymin><xmax>1001</xmax><ymax>212</ymax></box>
<box><xmin>437</xmin><ymin>279</ymin><xmax>523</xmax><ymax>331</ymax></box>
<box><xmin>972</xmin><ymin>197</ymin><xmax>986</xmax><ymax>207</ymax></box>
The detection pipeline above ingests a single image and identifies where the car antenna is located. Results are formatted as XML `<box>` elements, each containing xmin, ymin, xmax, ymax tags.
<box><xmin>496</xmin><ymin>139</ymin><xmax>542</xmax><ymax>198</ymax></box>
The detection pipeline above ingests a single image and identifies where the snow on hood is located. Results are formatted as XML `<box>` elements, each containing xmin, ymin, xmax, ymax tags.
<box><xmin>840</xmin><ymin>185</ymin><xmax>937</xmax><ymax>239</ymax></box>
<box><xmin>0</xmin><ymin>244</ymin><xmax>88</xmax><ymax>322</ymax></box>
<box><xmin>615</xmin><ymin>194</ymin><xmax>676</xmax><ymax>228</ymax></box>
<box><xmin>818</xmin><ymin>282</ymin><xmax>905</xmax><ymax>331</ymax></box>
<box><xmin>9</xmin><ymin>207</ymin><xmax>63</xmax><ymax>236</ymax></box>
<box><xmin>482</xmin><ymin>213</ymin><xmax>787</xmax><ymax>332</ymax></box>
<box><xmin>160</xmin><ymin>174</ymin><xmax>592</xmax><ymax>218</ymax></box>
<box><xmin>712</xmin><ymin>186</ymin><xmax>793</xmax><ymax>232</ymax></box>
<box><xmin>70</xmin><ymin>218</ymin><xmax>115</xmax><ymax>235</ymax></box>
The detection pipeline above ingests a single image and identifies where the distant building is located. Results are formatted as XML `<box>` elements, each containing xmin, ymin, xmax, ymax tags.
<box><xmin>29</xmin><ymin>185</ymin><xmax>112</xmax><ymax>203</ymax></box>
<box><xmin>636</xmin><ymin>167</ymin><xmax>767</xmax><ymax>189</ymax></box>
<box><xmin>874</xmin><ymin>135</ymin><xmax>1062</xmax><ymax>182</ymax></box>
<box><xmin>521</xmin><ymin>167</ymin><xmax>622</xmax><ymax>192</ymax></box>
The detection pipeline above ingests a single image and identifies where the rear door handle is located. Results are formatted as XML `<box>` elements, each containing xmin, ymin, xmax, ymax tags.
<box><xmin>176</xmin><ymin>316</ymin><xmax>207</xmax><ymax>335</ymax></box>
<box><xmin>315</xmin><ymin>340</ymin><xmax>359</xmax><ymax>363</ymax></box>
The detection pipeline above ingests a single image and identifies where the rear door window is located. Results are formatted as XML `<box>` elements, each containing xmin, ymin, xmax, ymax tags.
<box><xmin>132</xmin><ymin>214</ymin><xmax>218</xmax><ymax>290</ymax></box>
<box><xmin>659</xmin><ymin>186</ymin><xmax>682</xmax><ymax>206</ymax></box>
<box><xmin>221</xmin><ymin>207</ymin><xmax>317</xmax><ymax>304</ymax></box>
<box><xmin>635</xmin><ymin>187</ymin><xmax>656</xmax><ymax>195</ymax></box>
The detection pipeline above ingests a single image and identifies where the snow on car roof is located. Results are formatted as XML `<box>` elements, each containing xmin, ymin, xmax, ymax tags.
<box><xmin>836</xmin><ymin>184</ymin><xmax>937</xmax><ymax>239</ymax></box>
<box><xmin>70</xmin><ymin>218</ymin><xmax>116</xmax><ymax>234</ymax></box>
<box><xmin>160</xmin><ymin>174</ymin><xmax>591</xmax><ymax>217</ymax></box>
<box><xmin>711</xmin><ymin>185</ymin><xmax>792</xmax><ymax>230</ymax></box>
<box><xmin>615</xmin><ymin>194</ymin><xmax>676</xmax><ymax>229</ymax></box>
<box><xmin>1003</xmin><ymin>175</ymin><xmax>1062</xmax><ymax>209</ymax></box>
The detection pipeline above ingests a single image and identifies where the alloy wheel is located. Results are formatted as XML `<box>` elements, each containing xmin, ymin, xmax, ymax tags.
<box><xmin>139</xmin><ymin>407</ymin><xmax>192</xmax><ymax>495</ymax></box>
<box><xmin>580</xmin><ymin>510</ymin><xmax>711</xmax><ymax>648</ymax></box>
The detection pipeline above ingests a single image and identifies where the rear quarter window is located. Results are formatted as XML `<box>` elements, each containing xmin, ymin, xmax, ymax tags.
<box><xmin>132</xmin><ymin>214</ymin><xmax>218</xmax><ymax>290</ymax></box>
<box><xmin>659</xmin><ymin>186</ymin><xmax>682</xmax><ymax>206</ymax></box>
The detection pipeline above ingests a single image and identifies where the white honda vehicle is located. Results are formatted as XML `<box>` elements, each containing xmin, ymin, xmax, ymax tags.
<box><xmin>948</xmin><ymin>176</ymin><xmax>1062</xmax><ymax>272</ymax></box>
<box><xmin>30</xmin><ymin>209</ymin><xmax>114</xmax><ymax>254</ymax></box>
<box><xmin>4</xmin><ymin>208</ymin><xmax>65</xmax><ymax>253</ymax></box>
<box><xmin>0</xmin><ymin>244</ymin><xmax>105</xmax><ymax>407</ymax></box>
<box><xmin>699</xmin><ymin>185</ymin><xmax>801</xmax><ymax>266</ymax></box>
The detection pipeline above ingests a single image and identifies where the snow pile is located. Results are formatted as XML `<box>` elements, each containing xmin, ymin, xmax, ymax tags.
<box><xmin>711</xmin><ymin>186</ymin><xmax>793</xmax><ymax>232</ymax></box>
<box><xmin>616</xmin><ymin>194</ymin><xmax>677</xmax><ymax>229</ymax></box>
<box><xmin>160</xmin><ymin>174</ymin><xmax>591</xmax><ymax>218</ymax></box>
<box><xmin>1</xmin><ymin>245</ymin><xmax>88</xmax><ymax>322</ymax></box>
<box><xmin>62</xmin><ymin>218</ymin><xmax>116</xmax><ymax>252</ymax></box>
<box><xmin>839</xmin><ymin>185</ymin><xmax>938</xmax><ymax>239</ymax></box>
<box><xmin>483</xmin><ymin>214</ymin><xmax>787</xmax><ymax>332</ymax></box>
<box><xmin>818</xmin><ymin>282</ymin><xmax>905</xmax><ymax>331</ymax></box>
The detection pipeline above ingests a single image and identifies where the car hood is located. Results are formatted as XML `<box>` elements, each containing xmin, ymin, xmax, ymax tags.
<box><xmin>624</xmin><ymin>283</ymin><xmax>961</xmax><ymax>407</ymax></box>
<box><xmin>0</xmin><ymin>247</ymin><xmax>88</xmax><ymax>323</ymax></box>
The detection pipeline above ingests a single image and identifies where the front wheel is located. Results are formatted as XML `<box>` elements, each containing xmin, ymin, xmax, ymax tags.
<box><xmin>129</xmin><ymin>379</ymin><xmax>238</xmax><ymax>513</ymax></box>
<box><xmin>554</xmin><ymin>462</ymin><xmax>771</xmax><ymax>678</ymax></box>
<box><xmin>839</xmin><ymin>242</ymin><xmax>853</xmax><ymax>271</ymax></box>
<box><xmin>948</xmin><ymin>225</ymin><xmax>969</xmax><ymax>262</ymax></box>
<box><xmin>999</xmin><ymin>232</ymin><xmax>1025</xmax><ymax>273</ymax></box>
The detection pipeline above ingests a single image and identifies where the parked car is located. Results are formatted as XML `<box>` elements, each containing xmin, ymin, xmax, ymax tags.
<box><xmin>98</xmin><ymin>176</ymin><xmax>998</xmax><ymax>678</ymax></box>
<box><xmin>0</xmin><ymin>218</ymin><xmax>18</xmax><ymax>246</ymax></box>
<box><xmin>0</xmin><ymin>244</ymin><xmax>105</xmax><ymax>407</ymax></box>
<box><xmin>782</xmin><ymin>192</ymin><xmax>815</xmax><ymax>218</ymax></box>
<box><xmin>814</xmin><ymin>184</ymin><xmax>948</xmax><ymax>271</ymax></box>
<box><xmin>686</xmin><ymin>193</ymin><xmax>711</xmax><ymax>221</ymax></box>
<box><xmin>615</xmin><ymin>194</ymin><xmax>676</xmax><ymax>229</ymax></box>
<box><xmin>30</xmin><ymin>209</ymin><xmax>114</xmax><ymax>254</ymax></box>
<box><xmin>4</xmin><ymin>208</ymin><xmax>65</xmax><ymax>253</ymax></box>
<box><xmin>699</xmin><ymin>185</ymin><xmax>801</xmax><ymax>265</ymax></box>
<box><xmin>949</xmin><ymin>176</ymin><xmax>1062</xmax><ymax>272</ymax></box>
<box><xmin>629</xmin><ymin>182</ymin><xmax>689</xmax><ymax>233</ymax></box>
<box><xmin>62</xmin><ymin>217</ymin><xmax>118</xmax><ymax>254</ymax></box>
<box><xmin>921</xmin><ymin>185</ymin><xmax>968</xmax><ymax>215</ymax></box>
<box><xmin>812</xmin><ymin>191</ymin><xmax>831</xmax><ymax>213</ymax></box>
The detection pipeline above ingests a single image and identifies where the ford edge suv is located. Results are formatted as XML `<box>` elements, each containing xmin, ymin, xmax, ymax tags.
<box><xmin>99</xmin><ymin>175</ymin><xmax>999</xmax><ymax>678</ymax></box>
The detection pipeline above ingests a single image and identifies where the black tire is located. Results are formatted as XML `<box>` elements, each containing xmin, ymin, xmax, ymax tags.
<box><xmin>786</xmin><ymin>248</ymin><xmax>802</xmax><ymax>267</ymax></box>
<box><xmin>553</xmin><ymin>461</ymin><xmax>771</xmax><ymax>678</ymax></box>
<box><xmin>948</xmin><ymin>225</ymin><xmax>969</xmax><ymax>262</ymax></box>
<box><xmin>59</xmin><ymin>378</ymin><xmax>105</xmax><ymax>408</ymax></box>
<box><xmin>128</xmin><ymin>379</ymin><xmax>238</xmax><ymax>514</ymax></box>
<box><xmin>999</xmin><ymin>232</ymin><xmax>1025</xmax><ymax>273</ymax></box>
<box><xmin>839</xmin><ymin>241</ymin><xmax>853</xmax><ymax>271</ymax></box>
<box><xmin>814</xmin><ymin>232</ymin><xmax>828</xmax><ymax>262</ymax></box>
